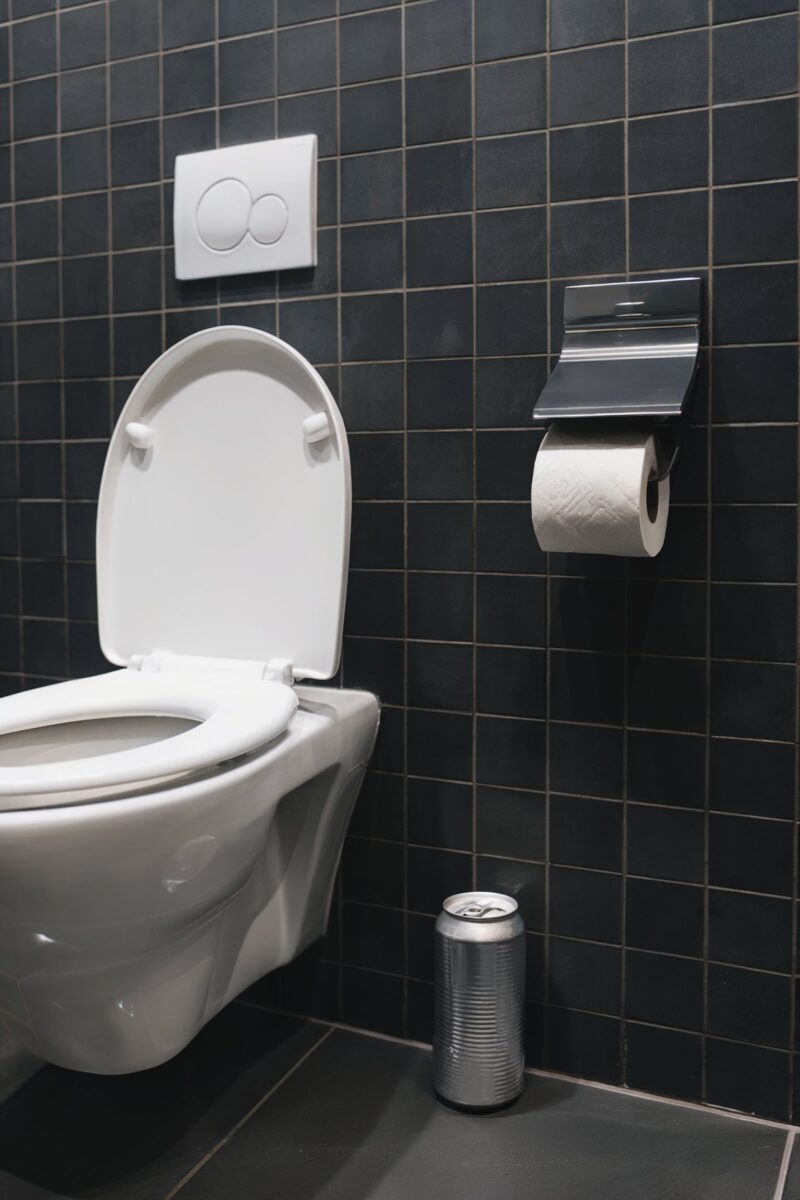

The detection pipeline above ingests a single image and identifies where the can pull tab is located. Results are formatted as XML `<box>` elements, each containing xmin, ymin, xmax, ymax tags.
<box><xmin>444</xmin><ymin>890</ymin><xmax>519</xmax><ymax>921</ymax></box>
<box><xmin>458</xmin><ymin>902</ymin><xmax>508</xmax><ymax>919</ymax></box>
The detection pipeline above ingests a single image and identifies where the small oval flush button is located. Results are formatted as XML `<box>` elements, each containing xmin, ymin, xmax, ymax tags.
<box><xmin>250</xmin><ymin>194</ymin><xmax>289</xmax><ymax>245</ymax></box>
<box><xmin>126</xmin><ymin>422</ymin><xmax>154</xmax><ymax>451</ymax></box>
<box><xmin>302</xmin><ymin>412</ymin><xmax>330</xmax><ymax>444</ymax></box>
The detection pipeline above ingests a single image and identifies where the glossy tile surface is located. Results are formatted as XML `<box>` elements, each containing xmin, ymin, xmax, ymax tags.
<box><xmin>176</xmin><ymin>1029</ymin><xmax>789</xmax><ymax>1200</ymax></box>
<box><xmin>0</xmin><ymin>1014</ymin><xmax>793</xmax><ymax>1200</ymax></box>
<box><xmin>0</xmin><ymin>1008</ymin><xmax>328</xmax><ymax>1200</ymax></box>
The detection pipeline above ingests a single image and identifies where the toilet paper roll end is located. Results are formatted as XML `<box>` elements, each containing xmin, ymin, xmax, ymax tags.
<box><xmin>531</xmin><ymin>427</ymin><xmax>671</xmax><ymax>559</ymax></box>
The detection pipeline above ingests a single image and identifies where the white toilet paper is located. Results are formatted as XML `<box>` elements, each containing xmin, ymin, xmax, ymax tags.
<box><xmin>531</xmin><ymin>425</ymin><xmax>670</xmax><ymax>558</ymax></box>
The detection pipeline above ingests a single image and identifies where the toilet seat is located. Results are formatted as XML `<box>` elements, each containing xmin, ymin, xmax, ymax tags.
<box><xmin>0</xmin><ymin>327</ymin><xmax>349</xmax><ymax>811</ymax></box>
<box><xmin>0</xmin><ymin>669</ymin><xmax>297</xmax><ymax>806</ymax></box>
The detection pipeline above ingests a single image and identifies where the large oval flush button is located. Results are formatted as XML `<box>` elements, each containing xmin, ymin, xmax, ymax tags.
<box><xmin>195</xmin><ymin>178</ymin><xmax>251</xmax><ymax>251</ymax></box>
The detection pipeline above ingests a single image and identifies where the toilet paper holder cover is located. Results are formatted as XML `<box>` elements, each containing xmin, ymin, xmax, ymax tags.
<box><xmin>532</xmin><ymin>277</ymin><xmax>701</xmax><ymax>479</ymax></box>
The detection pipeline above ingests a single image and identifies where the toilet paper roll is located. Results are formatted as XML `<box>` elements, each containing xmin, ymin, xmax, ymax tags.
<box><xmin>531</xmin><ymin>425</ymin><xmax>670</xmax><ymax>558</ymax></box>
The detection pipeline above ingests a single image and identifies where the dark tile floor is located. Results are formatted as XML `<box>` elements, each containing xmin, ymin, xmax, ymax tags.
<box><xmin>0</xmin><ymin>1004</ymin><xmax>794</xmax><ymax>1200</ymax></box>
<box><xmin>785</xmin><ymin>1138</ymin><xmax>800</xmax><ymax>1200</ymax></box>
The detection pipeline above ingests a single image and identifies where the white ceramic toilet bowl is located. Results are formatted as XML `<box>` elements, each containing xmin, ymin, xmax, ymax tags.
<box><xmin>0</xmin><ymin>675</ymin><xmax>379</xmax><ymax>1074</ymax></box>
<box><xmin>0</xmin><ymin>326</ymin><xmax>380</xmax><ymax>1073</ymax></box>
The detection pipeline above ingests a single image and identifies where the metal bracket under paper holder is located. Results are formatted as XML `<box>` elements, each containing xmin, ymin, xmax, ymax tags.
<box><xmin>532</xmin><ymin>277</ymin><xmax>702</xmax><ymax>482</ymax></box>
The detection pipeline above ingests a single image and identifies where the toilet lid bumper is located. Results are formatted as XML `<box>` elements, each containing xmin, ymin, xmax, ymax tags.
<box><xmin>0</xmin><ymin>673</ymin><xmax>297</xmax><ymax>797</ymax></box>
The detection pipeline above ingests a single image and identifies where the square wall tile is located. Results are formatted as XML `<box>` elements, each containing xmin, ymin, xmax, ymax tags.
<box><xmin>551</xmin><ymin>0</ymin><xmax>624</xmax><ymax>48</ymax></box>
<box><xmin>476</xmin><ymin>0</ymin><xmax>546</xmax><ymax>60</ymax></box>
<box><xmin>406</xmin><ymin>0</ymin><xmax>472</xmax><ymax>73</ymax></box>
<box><xmin>551</xmin><ymin>43</ymin><xmax>624</xmax><ymax>125</ymax></box>
<box><xmin>714</xmin><ymin>15</ymin><xmax>798</xmax><ymax>103</ymax></box>
<box><xmin>629</xmin><ymin>30</ymin><xmax>709</xmax><ymax>115</ymax></box>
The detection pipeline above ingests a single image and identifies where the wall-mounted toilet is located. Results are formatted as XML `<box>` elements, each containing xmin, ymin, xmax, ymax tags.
<box><xmin>0</xmin><ymin>326</ymin><xmax>379</xmax><ymax>1074</ymax></box>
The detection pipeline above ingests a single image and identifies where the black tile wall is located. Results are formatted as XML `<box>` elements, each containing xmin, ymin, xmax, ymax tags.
<box><xmin>0</xmin><ymin>0</ymin><xmax>796</xmax><ymax>1127</ymax></box>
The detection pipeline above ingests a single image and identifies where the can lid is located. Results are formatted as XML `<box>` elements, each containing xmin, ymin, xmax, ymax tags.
<box><xmin>443</xmin><ymin>891</ymin><xmax>519</xmax><ymax>921</ymax></box>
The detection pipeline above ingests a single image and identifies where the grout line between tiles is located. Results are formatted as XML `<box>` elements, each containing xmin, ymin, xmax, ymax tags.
<box><xmin>773</xmin><ymin>1128</ymin><xmax>796</xmax><ymax>1200</ymax></box>
<box><xmin>526</xmin><ymin>1065</ymin><xmax>799</xmax><ymax>1133</ymax></box>
<box><xmin>396</xmin><ymin>0</ymin><xmax>410</xmax><ymax>1041</ymax></box>
<box><xmin>7</xmin><ymin>9</ymin><xmax>21</xmax><ymax>679</ymax></box>
<box><xmin>619</xmin><ymin>0</ymin><xmax>631</xmax><ymax>1088</ymax></box>
<box><xmin>701</xmin><ymin>0</ymin><xmax>714</xmax><ymax>1112</ymax></box>
<box><xmin>540</xmin><ymin>0</ymin><xmax>552</xmax><ymax>1074</ymax></box>
<box><xmin>468</xmin><ymin>0</ymin><xmax>478</xmax><ymax>904</ymax></box>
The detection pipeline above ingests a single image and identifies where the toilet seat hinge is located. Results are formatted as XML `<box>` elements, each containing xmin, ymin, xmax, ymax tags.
<box><xmin>128</xmin><ymin>651</ymin><xmax>293</xmax><ymax>683</ymax></box>
<box><xmin>263</xmin><ymin>658</ymin><xmax>295</xmax><ymax>684</ymax></box>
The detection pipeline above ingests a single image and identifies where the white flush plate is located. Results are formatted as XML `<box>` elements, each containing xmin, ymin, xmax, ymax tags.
<box><xmin>173</xmin><ymin>135</ymin><xmax>317</xmax><ymax>281</ymax></box>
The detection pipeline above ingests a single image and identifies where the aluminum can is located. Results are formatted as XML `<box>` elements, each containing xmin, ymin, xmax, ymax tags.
<box><xmin>433</xmin><ymin>891</ymin><xmax>525</xmax><ymax>1110</ymax></box>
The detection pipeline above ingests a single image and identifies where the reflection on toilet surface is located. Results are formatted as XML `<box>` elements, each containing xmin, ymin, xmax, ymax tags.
<box><xmin>0</xmin><ymin>329</ymin><xmax>379</xmax><ymax>1074</ymax></box>
<box><xmin>162</xmin><ymin>834</ymin><xmax>219</xmax><ymax>894</ymax></box>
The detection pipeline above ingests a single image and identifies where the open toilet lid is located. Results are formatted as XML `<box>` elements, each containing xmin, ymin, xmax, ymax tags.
<box><xmin>96</xmin><ymin>327</ymin><xmax>351</xmax><ymax>680</ymax></box>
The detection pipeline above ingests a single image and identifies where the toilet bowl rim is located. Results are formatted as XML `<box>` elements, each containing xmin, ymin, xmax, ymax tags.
<box><xmin>0</xmin><ymin>669</ymin><xmax>298</xmax><ymax>799</ymax></box>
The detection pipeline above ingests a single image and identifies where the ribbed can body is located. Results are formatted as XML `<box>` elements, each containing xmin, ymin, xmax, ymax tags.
<box><xmin>433</xmin><ymin>893</ymin><xmax>525</xmax><ymax>1109</ymax></box>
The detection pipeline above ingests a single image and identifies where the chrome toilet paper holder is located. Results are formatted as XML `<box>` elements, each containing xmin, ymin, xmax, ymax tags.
<box><xmin>532</xmin><ymin>276</ymin><xmax>702</xmax><ymax>483</ymax></box>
